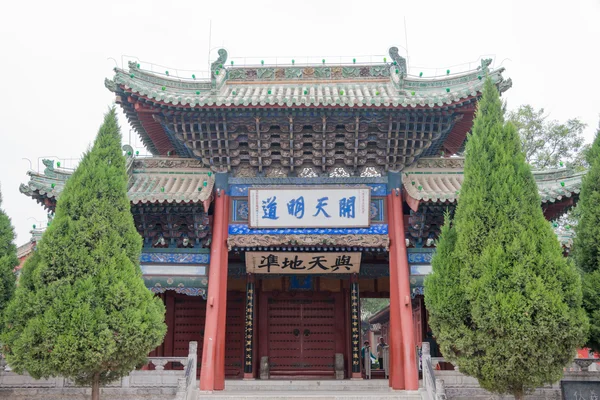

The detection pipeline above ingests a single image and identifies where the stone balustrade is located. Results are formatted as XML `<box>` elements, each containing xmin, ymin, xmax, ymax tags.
<box><xmin>148</xmin><ymin>357</ymin><xmax>187</xmax><ymax>371</ymax></box>
<box><xmin>0</xmin><ymin>342</ymin><xmax>198</xmax><ymax>400</ymax></box>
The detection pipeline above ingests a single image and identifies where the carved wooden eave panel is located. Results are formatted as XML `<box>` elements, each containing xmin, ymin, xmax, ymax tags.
<box><xmin>153</xmin><ymin>110</ymin><xmax>462</xmax><ymax>175</ymax></box>
<box><xmin>227</xmin><ymin>234</ymin><xmax>390</xmax><ymax>251</ymax></box>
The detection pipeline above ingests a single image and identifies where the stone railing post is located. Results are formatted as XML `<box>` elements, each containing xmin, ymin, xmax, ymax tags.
<box><xmin>335</xmin><ymin>354</ymin><xmax>344</xmax><ymax>380</ymax></box>
<box><xmin>186</xmin><ymin>341</ymin><xmax>198</xmax><ymax>397</ymax></box>
<box><xmin>435</xmin><ymin>378</ymin><xmax>447</xmax><ymax>400</ymax></box>
<box><xmin>422</xmin><ymin>342</ymin><xmax>439</xmax><ymax>400</ymax></box>
<box><xmin>260</xmin><ymin>356</ymin><xmax>269</xmax><ymax>380</ymax></box>
<box><xmin>383</xmin><ymin>345</ymin><xmax>390</xmax><ymax>379</ymax></box>
<box><xmin>365</xmin><ymin>345</ymin><xmax>371</xmax><ymax>379</ymax></box>
<box><xmin>422</xmin><ymin>342</ymin><xmax>431</xmax><ymax>387</ymax></box>
<box><xmin>175</xmin><ymin>377</ymin><xmax>187</xmax><ymax>400</ymax></box>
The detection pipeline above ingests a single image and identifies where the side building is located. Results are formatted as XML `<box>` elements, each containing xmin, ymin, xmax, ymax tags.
<box><xmin>19</xmin><ymin>46</ymin><xmax>583</xmax><ymax>390</ymax></box>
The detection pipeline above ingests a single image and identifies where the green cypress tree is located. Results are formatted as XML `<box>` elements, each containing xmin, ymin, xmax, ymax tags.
<box><xmin>574</xmin><ymin>121</ymin><xmax>600</xmax><ymax>352</ymax></box>
<box><xmin>0</xmin><ymin>188</ymin><xmax>18</xmax><ymax>324</ymax></box>
<box><xmin>1</xmin><ymin>108</ymin><xmax>166</xmax><ymax>400</ymax></box>
<box><xmin>425</xmin><ymin>79</ymin><xmax>588</xmax><ymax>399</ymax></box>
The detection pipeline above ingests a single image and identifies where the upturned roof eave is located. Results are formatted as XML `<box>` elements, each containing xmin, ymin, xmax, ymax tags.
<box><xmin>19</xmin><ymin>157</ymin><xmax>216</xmax><ymax>209</ymax></box>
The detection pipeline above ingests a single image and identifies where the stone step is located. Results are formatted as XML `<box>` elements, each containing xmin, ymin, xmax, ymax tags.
<box><xmin>196</xmin><ymin>389</ymin><xmax>424</xmax><ymax>400</ymax></box>
<box><xmin>223</xmin><ymin>379</ymin><xmax>396</xmax><ymax>391</ymax></box>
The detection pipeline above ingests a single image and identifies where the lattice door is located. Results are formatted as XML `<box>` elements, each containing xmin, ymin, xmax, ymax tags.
<box><xmin>267</xmin><ymin>294</ymin><xmax>336</xmax><ymax>376</ymax></box>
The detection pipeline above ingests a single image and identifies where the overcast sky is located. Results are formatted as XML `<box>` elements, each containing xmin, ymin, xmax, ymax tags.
<box><xmin>1</xmin><ymin>0</ymin><xmax>599</xmax><ymax>243</ymax></box>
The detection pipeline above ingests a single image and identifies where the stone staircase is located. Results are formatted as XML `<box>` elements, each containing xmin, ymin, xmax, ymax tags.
<box><xmin>193</xmin><ymin>380</ymin><xmax>426</xmax><ymax>400</ymax></box>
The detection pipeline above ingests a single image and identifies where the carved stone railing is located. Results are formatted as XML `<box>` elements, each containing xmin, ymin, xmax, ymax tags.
<box><xmin>0</xmin><ymin>342</ymin><xmax>198</xmax><ymax>400</ymax></box>
<box><xmin>422</xmin><ymin>343</ymin><xmax>447</xmax><ymax>400</ymax></box>
<box><xmin>147</xmin><ymin>357</ymin><xmax>187</xmax><ymax>371</ymax></box>
<box><xmin>567</xmin><ymin>358</ymin><xmax>599</xmax><ymax>372</ymax></box>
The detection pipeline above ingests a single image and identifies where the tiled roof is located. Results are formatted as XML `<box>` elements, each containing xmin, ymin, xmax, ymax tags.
<box><xmin>127</xmin><ymin>157</ymin><xmax>214</xmax><ymax>205</ymax></box>
<box><xmin>20</xmin><ymin>156</ymin><xmax>215</xmax><ymax>210</ymax></box>
<box><xmin>17</xmin><ymin>241</ymin><xmax>35</xmax><ymax>259</ymax></box>
<box><xmin>554</xmin><ymin>226</ymin><xmax>575</xmax><ymax>249</ymax></box>
<box><xmin>106</xmin><ymin>47</ymin><xmax>511</xmax><ymax>109</ymax></box>
<box><xmin>403</xmin><ymin>157</ymin><xmax>584</xmax><ymax>209</ymax></box>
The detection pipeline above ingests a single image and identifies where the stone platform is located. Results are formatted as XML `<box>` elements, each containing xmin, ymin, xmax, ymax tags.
<box><xmin>194</xmin><ymin>380</ymin><xmax>425</xmax><ymax>400</ymax></box>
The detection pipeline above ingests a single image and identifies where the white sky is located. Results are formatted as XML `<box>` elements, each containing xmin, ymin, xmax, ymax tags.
<box><xmin>1</xmin><ymin>0</ymin><xmax>599</xmax><ymax>243</ymax></box>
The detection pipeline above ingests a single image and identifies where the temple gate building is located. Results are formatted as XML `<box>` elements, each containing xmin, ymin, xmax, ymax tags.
<box><xmin>19</xmin><ymin>46</ymin><xmax>583</xmax><ymax>391</ymax></box>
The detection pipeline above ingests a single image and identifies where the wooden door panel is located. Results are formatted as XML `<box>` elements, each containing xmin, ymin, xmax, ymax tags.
<box><xmin>301</xmin><ymin>298</ymin><xmax>336</xmax><ymax>370</ymax></box>
<box><xmin>266</xmin><ymin>293</ymin><xmax>337</xmax><ymax>377</ymax></box>
<box><xmin>268</xmin><ymin>298</ymin><xmax>302</xmax><ymax>371</ymax></box>
<box><xmin>173</xmin><ymin>296</ymin><xmax>206</xmax><ymax>357</ymax></box>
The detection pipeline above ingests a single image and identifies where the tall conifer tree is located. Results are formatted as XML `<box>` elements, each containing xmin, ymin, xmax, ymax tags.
<box><xmin>0</xmin><ymin>188</ymin><xmax>17</xmax><ymax>323</ymax></box>
<box><xmin>574</xmin><ymin>121</ymin><xmax>600</xmax><ymax>352</ymax></box>
<box><xmin>425</xmin><ymin>79</ymin><xmax>587</xmax><ymax>399</ymax></box>
<box><xmin>1</xmin><ymin>109</ymin><xmax>166</xmax><ymax>400</ymax></box>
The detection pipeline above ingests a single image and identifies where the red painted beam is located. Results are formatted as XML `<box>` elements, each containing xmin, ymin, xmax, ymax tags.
<box><xmin>199</xmin><ymin>191</ymin><xmax>228</xmax><ymax>391</ymax></box>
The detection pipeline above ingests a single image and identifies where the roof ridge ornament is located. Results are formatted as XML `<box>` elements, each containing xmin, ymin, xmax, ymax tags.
<box><xmin>211</xmin><ymin>48</ymin><xmax>228</xmax><ymax>89</ymax></box>
<box><xmin>479</xmin><ymin>58</ymin><xmax>492</xmax><ymax>73</ymax></box>
<box><xmin>388</xmin><ymin>47</ymin><xmax>407</xmax><ymax>77</ymax></box>
<box><xmin>104</xmin><ymin>78</ymin><xmax>117</xmax><ymax>93</ymax></box>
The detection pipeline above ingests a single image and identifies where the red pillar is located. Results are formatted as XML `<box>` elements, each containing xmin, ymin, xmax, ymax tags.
<box><xmin>388</xmin><ymin>189</ymin><xmax>419</xmax><ymax>390</ymax></box>
<box><xmin>199</xmin><ymin>190</ymin><xmax>228</xmax><ymax>391</ymax></box>
<box><xmin>387</xmin><ymin>194</ymin><xmax>404</xmax><ymax>389</ymax></box>
<box><xmin>214</xmin><ymin>195</ymin><xmax>230</xmax><ymax>390</ymax></box>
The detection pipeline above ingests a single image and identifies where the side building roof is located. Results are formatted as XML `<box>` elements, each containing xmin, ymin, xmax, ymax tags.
<box><xmin>20</xmin><ymin>155</ymin><xmax>215</xmax><ymax>212</ymax></box>
<box><xmin>21</xmin><ymin>156</ymin><xmax>581</xmax><ymax>220</ymax></box>
<box><xmin>403</xmin><ymin>157</ymin><xmax>584</xmax><ymax>220</ymax></box>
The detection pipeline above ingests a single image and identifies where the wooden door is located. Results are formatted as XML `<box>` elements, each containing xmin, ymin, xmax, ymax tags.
<box><xmin>266</xmin><ymin>293</ymin><xmax>337</xmax><ymax>378</ymax></box>
<box><xmin>169</xmin><ymin>292</ymin><xmax>245</xmax><ymax>379</ymax></box>
<box><xmin>172</xmin><ymin>294</ymin><xmax>205</xmax><ymax>378</ymax></box>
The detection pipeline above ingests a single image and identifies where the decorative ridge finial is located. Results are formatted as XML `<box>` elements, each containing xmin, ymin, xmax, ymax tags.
<box><xmin>122</xmin><ymin>144</ymin><xmax>134</xmax><ymax>158</ymax></box>
<box><xmin>104</xmin><ymin>78</ymin><xmax>117</xmax><ymax>92</ymax></box>
<box><xmin>498</xmin><ymin>77</ymin><xmax>513</xmax><ymax>93</ymax></box>
<box><xmin>210</xmin><ymin>48</ymin><xmax>228</xmax><ymax>88</ymax></box>
<box><xmin>388</xmin><ymin>47</ymin><xmax>407</xmax><ymax>76</ymax></box>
